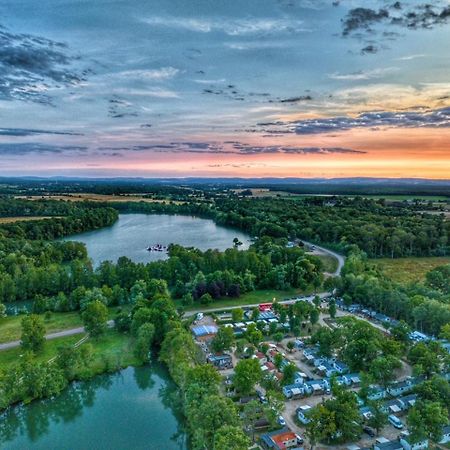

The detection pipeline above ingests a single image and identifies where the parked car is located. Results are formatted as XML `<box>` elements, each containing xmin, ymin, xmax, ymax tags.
<box><xmin>363</xmin><ymin>426</ymin><xmax>376</xmax><ymax>437</ymax></box>
<box><xmin>388</xmin><ymin>415</ymin><xmax>404</xmax><ymax>429</ymax></box>
<box><xmin>278</xmin><ymin>415</ymin><xmax>286</xmax><ymax>426</ymax></box>
<box><xmin>295</xmin><ymin>434</ymin><xmax>304</xmax><ymax>445</ymax></box>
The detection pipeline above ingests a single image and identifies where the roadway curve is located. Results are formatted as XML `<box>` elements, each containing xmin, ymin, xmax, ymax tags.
<box><xmin>302</xmin><ymin>240</ymin><xmax>345</xmax><ymax>277</ymax></box>
<box><xmin>0</xmin><ymin>244</ymin><xmax>345</xmax><ymax>351</ymax></box>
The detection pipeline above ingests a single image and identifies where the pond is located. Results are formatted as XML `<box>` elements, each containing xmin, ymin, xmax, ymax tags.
<box><xmin>0</xmin><ymin>364</ymin><xmax>187</xmax><ymax>450</ymax></box>
<box><xmin>64</xmin><ymin>213</ymin><xmax>250</xmax><ymax>267</ymax></box>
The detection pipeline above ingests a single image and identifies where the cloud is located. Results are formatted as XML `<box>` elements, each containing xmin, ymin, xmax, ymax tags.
<box><xmin>329</xmin><ymin>67</ymin><xmax>399</xmax><ymax>81</ymax></box>
<box><xmin>114</xmin><ymin>67</ymin><xmax>179</xmax><ymax>81</ymax></box>
<box><xmin>0</xmin><ymin>25</ymin><xmax>86</xmax><ymax>104</ymax></box>
<box><xmin>257</xmin><ymin>107</ymin><xmax>450</xmax><ymax>135</ymax></box>
<box><xmin>142</xmin><ymin>16</ymin><xmax>306</xmax><ymax>36</ymax></box>
<box><xmin>342</xmin><ymin>4</ymin><xmax>450</xmax><ymax>37</ymax></box>
<box><xmin>99</xmin><ymin>141</ymin><xmax>365</xmax><ymax>155</ymax></box>
<box><xmin>342</xmin><ymin>8</ymin><xmax>390</xmax><ymax>36</ymax></box>
<box><xmin>0</xmin><ymin>143</ymin><xmax>87</xmax><ymax>155</ymax></box>
<box><xmin>279</xmin><ymin>95</ymin><xmax>313</xmax><ymax>103</ymax></box>
<box><xmin>0</xmin><ymin>128</ymin><xmax>82</xmax><ymax>136</ymax></box>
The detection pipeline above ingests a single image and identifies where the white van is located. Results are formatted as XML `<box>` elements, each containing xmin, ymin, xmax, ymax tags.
<box><xmin>388</xmin><ymin>415</ymin><xmax>403</xmax><ymax>429</ymax></box>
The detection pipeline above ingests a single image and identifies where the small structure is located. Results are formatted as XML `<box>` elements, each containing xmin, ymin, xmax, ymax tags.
<box><xmin>260</xmin><ymin>428</ymin><xmax>299</xmax><ymax>450</ymax></box>
<box><xmin>373</xmin><ymin>438</ymin><xmax>403</xmax><ymax>450</ymax></box>
<box><xmin>440</xmin><ymin>424</ymin><xmax>450</xmax><ymax>444</ymax></box>
<box><xmin>387</xmin><ymin>377</ymin><xmax>422</xmax><ymax>398</ymax></box>
<box><xmin>192</xmin><ymin>325</ymin><xmax>218</xmax><ymax>340</ymax></box>
<box><xmin>296</xmin><ymin>405</ymin><xmax>313</xmax><ymax>424</ymax></box>
<box><xmin>207</xmin><ymin>354</ymin><xmax>232</xmax><ymax>370</ymax></box>
<box><xmin>400</xmin><ymin>432</ymin><xmax>428</xmax><ymax>450</ymax></box>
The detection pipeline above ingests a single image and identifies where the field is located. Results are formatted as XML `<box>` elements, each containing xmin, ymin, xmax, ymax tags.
<box><xmin>318</xmin><ymin>255</ymin><xmax>339</xmax><ymax>273</ymax></box>
<box><xmin>0</xmin><ymin>329</ymin><xmax>138</xmax><ymax>373</ymax></box>
<box><xmin>371</xmin><ymin>257</ymin><xmax>450</xmax><ymax>283</ymax></box>
<box><xmin>15</xmin><ymin>193</ymin><xmax>185</xmax><ymax>204</ymax></box>
<box><xmin>0</xmin><ymin>216</ymin><xmax>57</xmax><ymax>224</ymax></box>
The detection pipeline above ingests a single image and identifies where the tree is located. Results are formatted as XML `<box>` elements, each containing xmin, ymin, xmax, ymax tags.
<box><xmin>273</xmin><ymin>332</ymin><xmax>284</xmax><ymax>343</ymax></box>
<box><xmin>407</xmin><ymin>400</ymin><xmax>448</xmax><ymax>443</ymax></box>
<box><xmin>309</xmin><ymin>308</ymin><xmax>319</xmax><ymax>327</ymax></box>
<box><xmin>369</xmin><ymin>356</ymin><xmax>400</xmax><ymax>388</ymax></box>
<box><xmin>231</xmin><ymin>308</ymin><xmax>244</xmax><ymax>322</ymax></box>
<box><xmin>21</xmin><ymin>314</ymin><xmax>45</xmax><ymax>353</ymax></box>
<box><xmin>243</xmin><ymin>400</ymin><xmax>262</xmax><ymax>443</ymax></box>
<box><xmin>251</xmin><ymin>307</ymin><xmax>260</xmax><ymax>321</ymax></box>
<box><xmin>440</xmin><ymin>323</ymin><xmax>450</xmax><ymax>341</ymax></box>
<box><xmin>367</xmin><ymin>401</ymin><xmax>388</xmax><ymax>435</ymax></box>
<box><xmin>0</xmin><ymin>303</ymin><xmax>6</xmax><ymax>318</ymax></box>
<box><xmin>306</xmin><ymin>405</ymin><xmax>336</xmax><ymax>450</ymax></box>
<box><xmin>328</xmin><ymin>299</ymin><xmax>336</xmax><ymax>319</ymax></box>
<box><xmin>233</xmin><ymin>359</ymin><xmax>262</xmax><ymax>395</ymax></box>
<box><xmin>82</xmin><ymin>300</ymin><xmax>108</xmax><ymax>337</ymax></box>
<box><xmin>214</xmin><ymin>425</ymin><xmax>250</xmax><ymax>450</ymax></box>
<box><xmin>211</xmin><ymin>326</ymin><xmax>235</xmax><ymax>353</ymax></box>
<box><xmin>181</xmin><ymin>292</ymin><xmax>193</xmax><ymax>306</ymax></box>
<box><xmin>282</xmin><ymin>363</ymin><xmax>297</xmax><ymax>385</ymax></box>
<box><xmin>286</xmin><ymin>341</ymin><xmax>295</xmax><ymax>353</ymax></box>
<box><xmin>134</xmin><ymin>323</ymin><xmax>155</xmax><ymax>362</ymax></box>
<box><xmin>313</xmin><ymin>295</ymin><xmax>321</xmax><ymax>308</ymax></box>
<box><xmin>115</xmin><ymin>311</ymin><xmax>131</xmax><ymax>332</ymax></box>
<box><xmin>246</xmin><ymin>323</ymin><xmax>263</xmax><ymax>346</ymax></box>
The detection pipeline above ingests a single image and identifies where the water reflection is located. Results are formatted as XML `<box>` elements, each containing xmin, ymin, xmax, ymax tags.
<box><xmin>0</xmin><ymin>364</ymin><xmax>186</xmax><ymax>449</ymax></box>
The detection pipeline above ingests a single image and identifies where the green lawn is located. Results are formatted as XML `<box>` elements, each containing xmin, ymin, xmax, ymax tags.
<box><xmin>0</xmin><ymin>329</ymin><xmax>138</xmax><ymax>373</ymax></box>
<box><xmin>370</xmin><ymin>257</ymin><xmax>450</xmax><ymax>283</ymax></box>
<box><xmin>0</xmin><ymin>334</ymin><xmax>83</xmax><ymax>367</ymax></box>
<box><xmin>176</xmin><ymin>287</ymin><xmax>313</xmax><ymax>311</ymax></box>
<box><xmin>0</xmin><ymin>306</ymin><xmax>128</xmax><ymax>344</ymax></box>
<box><xmin>319</xmin><ymin>255</ymin><xmax>339</xmax><ymax>273</ymax></box>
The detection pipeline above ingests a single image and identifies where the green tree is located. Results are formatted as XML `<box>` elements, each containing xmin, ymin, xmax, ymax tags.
<box><xmin>233</xmin><ymin>358</ymin><xmax>262</xmax><ymax>395</ymax></box>
<box><xmin>82</xmin><ymin>300</ymin><xmax>108</xmax><ymax>337</ymax></box>
<box><xmin>309</xmin><ymin>308</ymin><xmax>319</xmax><ymax>327</ymax></box>
<box><xmin>328</xmin><ymin>299</ymin><xmax>336</xmax><ymax>319</ymax></box>
<box><xmin>21</xmin><ymin>314</ymin><xmax>45</xmax><ymax>353</ymax></box>
<box><xmin>407</xmin><ymin>400</ymin><xmax>448</xmax><ymax>443</ymax></box>
<box><xmin>287</xmin><ymin>341</ymin><xmax>295</xmax><ymax>352</ymax></box>
<box><xmin>134</xmin><ymin>323</ymin><xmax>155</xmax><ymax>362</ymax></box>
<box><xmin>246</xmin><ymin>323</ymin><xmax>263</xmax><ymax>346</ymax></box>
<box><xmin>282</xmin><ymin>363</ymin><xmax>297</xmax><ymax>385</ymax></box>
<box><xmin>367</xmin><ymin>401</ymin><xmax>388</xmax><ymax>435</ymax></box>
<box><xmin>211</xmin><ymin>326</ymin><xmax>235</xmax><ymax>353</ymax></box>
<box><xmin>306</xmin><ymin>405</ymin><xmax>336</xmax><ymax>450</ymax></box>
<box><xmin>369</xmin><ymin>355</ymin><xmax>401</xmax><ymax>388</ymax></box>
<box><xmin>231</xmin><ymin>308</ymin><xmax>244</xmax><ymax>322</ymax></box>
<box><xmin>214</xmin><ymin>425</ymin><xmax>250</xmax><ymax>450</ymax></box>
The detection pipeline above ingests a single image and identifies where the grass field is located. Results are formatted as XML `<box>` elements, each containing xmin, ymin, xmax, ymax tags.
<box><xmin>371</xmin><ymin>257</ymin><xmax>450</xmax><ymax>283</ymax></box>
<box><xmin>0</xmin><ymin>329</ymin><xmax>138</xmax><ymax>373</ymax></box>
<box><xmin>0</xmin><ymin>306</ymin><xmax>128</xmax><ymax>344</ymax></box>
<box><xmin>319</xmin><ymin>255</ymin><xmax>339</xmax><ymax>273</ymax></box>
<box><xmin>0</xmin><ymin>216</ymin><xmax>57</xmax><ymax>224</ymax></box>
<box><xmin>177</xmin><ymin>287</ymin><xmax>313</xmax><ymax>311</ymax></box>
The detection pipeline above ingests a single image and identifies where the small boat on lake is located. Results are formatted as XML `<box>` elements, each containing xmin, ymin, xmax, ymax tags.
<box><xmin>147</xmin><ymin>243</ymin><xmax>168</xmax><ymax>252</ymax></box>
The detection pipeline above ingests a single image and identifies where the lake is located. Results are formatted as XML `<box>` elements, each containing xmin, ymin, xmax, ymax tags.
<box><xmin>64</xmin><ymin>213</ymin><xmax>250</xmax><ymax>266</ymax></box>
<box><xmin>0</xmin><ymin>364</ymin><xmax>187</xmax><ymax>450</ymax></box>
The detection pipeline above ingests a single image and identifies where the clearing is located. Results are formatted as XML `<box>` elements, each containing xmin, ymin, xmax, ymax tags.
<box><xmin>370</xmin><ymin>257</ymin><xmax>450</xmax><ymax>283</ymax></box>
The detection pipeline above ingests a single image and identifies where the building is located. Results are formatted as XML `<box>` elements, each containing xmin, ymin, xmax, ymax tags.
<box><xmin>373</xmin><ymin>438</ymin><xmax>403</xmax><ymax>450</ymax></box>
<box><xmin>387</xmin><ymin>377</ymin><xmax>421</xmax><ymax>397</ymax></box>
<box><xmin>400</xmin><ymin>432</ymin><xmax>428</xmax><ymax>450</ymax></box>
<box><xmin>260</xmin><ymin>428</ymin><xmax>300</xmax><ymax>450</ymax></box>
<box><xmin>207</xmin><ymin>354</ymin><xmax>232</xmax><ymax>369</ymax></box>
<box><xmin>397</xmin><ymin>394</ymin><xmax>417</xmax><ymax>411</ymax></box>
<box><xmin>296</xmin><ymin>405</ymin><xmax>313</xmax><ymax>424</ymax></box>
<box><xmin>191</xmin><ymin>324</ymin><xmax>218</xmax><ymax>340</ymax></box>
<box><xmin>367</xmin><ymin>385</ymin><xmax>387</xmax><ymax>401</ymax></box>
<box><xmin>343</xmin><ymin>373</ymin><xmax>361</xmax><ymax>386</ymax></box>
<box><xmin>440</xmin><ymin>424</ymin><xmax>450</xmax><ymax>444</ymax></box>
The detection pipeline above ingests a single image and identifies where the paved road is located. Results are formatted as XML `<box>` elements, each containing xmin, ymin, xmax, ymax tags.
<box><xmin>302</xmin><ymin>240</ymin><xmax>345</xmax><ymax>277</ymax></box>
<box><xmin>0</xmin><ymin>320</ymin><xmax>114</xmax><ymax>351</ymax></box>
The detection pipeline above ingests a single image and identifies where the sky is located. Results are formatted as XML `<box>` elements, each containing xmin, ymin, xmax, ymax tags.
<box><xmin>0</xmin><ymin>0</ymin><xmax>449</xmax><ymax>179</ymax></box>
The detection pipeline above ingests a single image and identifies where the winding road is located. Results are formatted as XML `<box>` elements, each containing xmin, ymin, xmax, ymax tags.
<box><xmin>0</xmin><ymin>243</ymin><xmax>344</xmax><ymax>351</ymax></box>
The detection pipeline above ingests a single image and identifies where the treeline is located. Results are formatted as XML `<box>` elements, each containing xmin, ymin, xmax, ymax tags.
<box><xmin>109</xmin><ymin>195</ymin><xmax>450</xmax><ymax>258</ymax></box>
<box><xmin>338</xmin><ymin>250</ymin><xmax>450</xmax><ymax>336</ymax></box>
<box><xmin>0</xmin><ymin>203</ymin><xmax>118</xmax><ymax>241</ymax></box>
<box><xmin>213</xmin><ymin>197</ymin><xmax>449</xmax><ymax>258</ymax></box>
